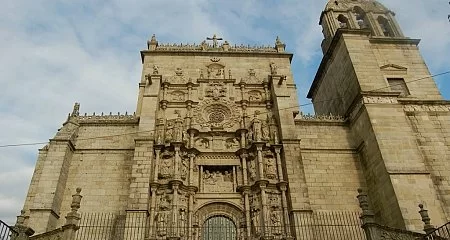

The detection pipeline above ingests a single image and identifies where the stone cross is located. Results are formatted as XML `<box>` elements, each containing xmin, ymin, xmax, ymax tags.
<box><xmin>206</xmin><ymin>34</ymin><xmax>223</xmax><ymax>48</ymax></box>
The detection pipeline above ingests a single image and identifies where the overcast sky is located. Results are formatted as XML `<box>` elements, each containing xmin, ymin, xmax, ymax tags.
<box><xmin>0</xmin><ymin>0</ymin><xmax>449</xmax><ymax>225</ymax></box>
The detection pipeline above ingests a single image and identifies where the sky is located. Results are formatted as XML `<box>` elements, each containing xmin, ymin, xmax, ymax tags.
<box><xmin>0</xmin><ymin>0</ymin><xmax>449</xmax><ymax>225</ymax></box>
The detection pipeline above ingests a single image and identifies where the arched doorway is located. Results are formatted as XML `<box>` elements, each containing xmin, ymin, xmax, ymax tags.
<box><xmin>202</xmin><ymin>216</ymin><xmax>237</xmax><ymax>240</ymax></box>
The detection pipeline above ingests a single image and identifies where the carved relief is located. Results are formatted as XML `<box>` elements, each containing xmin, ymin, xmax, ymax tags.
<box><xmin>270</xmin><ymin>62</ymin><xmax>278</xmax><ymax>75</ymax></box>
<box><xmin>165</xmin><ymin>122</ymin><xmax>174</xmax><ymax>143</ymax></box>
<box><xmin>403</xmin><ymin>104</ymin><xmax>450</xmax><ymax>112</ymax></box>
<box><xmin>156</xmin><ymin>193</ymin><xmax>171</xmax><ymax>236</ymax></box>
<box><xmin>180</xmin><ymin>155</ymin><xmax>189</xmax><ymax>180</ymax></box>
<box><xmin>153</xmin><ymin>65</ymin><xmax>159</xmax><ymax>74</ymax></box>
<box><xmin>205</xmin><ymin>82</ymin><xmax>227</xmax><ymax>100</ymax></box>
<box><xmin>269</xmin><ymin>210</ymin><xmax>282</xmax><ymax>235</ymax></box>
<box><xmin>243</xmin><ymin>69</ymin><xmax>261</xmax><ymax>84</ymax></box>
<box><xmin>203</xmin><ymin>168</ymin><xmax>233</xmax><ymax>193</ymax></box>
<box><xmin>250</xmin><ymin>195</ymin><xmax>261</xmax><ymax>236</ymax></box>
<box><xmin>206</xmin><ymin>63</ymin><xmax>225</xmax><ymax>79</ymax></box>
<box><xmin>264</xmin><ymin>150</ymin><xmax>277</xmax><ymax>179</ymax></box>
<box><xmin>159</xmin><ymin>150</ymin><xmax>174</xmax><ymax>179</ymax></box>
<box><xmin>169</xmin><ymin>91</ymin><xmax>185</xmax><ymax>102</ymax></box>
<box><xmin>248</xmin><ymin>160</ymin><xmax>257</xmax><ymax>181</ymax></box>
<box><xmin>195</xmin><ymin>138</ymin><xmax>210</xmax><ymax>149</ymax></box>
<box><xmin>169</xmin><ymin>67</ymin><xmax>186</xmax><ymax>84</ymax></box>
<box><xmin>225</xmin><ymin>138</ymin><xmax>240</xmax><ymax>149</ymax></box>
<box><xmin>363</xmin><ymin>96</ymin><xmax>398</xmax><ymax>104</ymax></box>
<box><xmin>248</xmin><ymin>90</ymin><xmax>263</xmax><ymax>102</ymax></box>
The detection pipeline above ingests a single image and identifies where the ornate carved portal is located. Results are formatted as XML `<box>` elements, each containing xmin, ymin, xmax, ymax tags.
<box><xmin>148</xmin><ymin>62</ymin><xmax>292</xmax><ymax>240</ymax></box>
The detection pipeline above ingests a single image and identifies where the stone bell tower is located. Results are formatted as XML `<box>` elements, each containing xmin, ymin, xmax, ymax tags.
<box><xmin>136</xmin><ymin>34</ymin><xmax>297</xmax><ymax>239</ymax></box>
<box><xmin>308</xmin><ymin>0</ymin><xmax>448</xmax><ymax>230</ymax></box>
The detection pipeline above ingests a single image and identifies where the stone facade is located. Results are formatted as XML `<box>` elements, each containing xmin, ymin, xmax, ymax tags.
<box><xmin>18</xmin><ymin>0</ymin><xmax>450</xmax><ymax>239</ymax></box>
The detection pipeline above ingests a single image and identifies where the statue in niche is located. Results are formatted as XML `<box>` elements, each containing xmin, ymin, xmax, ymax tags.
<box><xmin>174</xmin><ymin>123</ymin><xmax>183</xmax><ymax>143</ymax></box>
<box><xmin>159</xmin><ymin>151</ymin><xmax>173</xmax><ymax>179</ymax></box>
<box><xmin>179</xmin><ymin>209</ymin><xmax>186</xmax><ymax>236</ymax></box>
<box><xmin>248</xmin><ymin>160</ymin><xmax>256</xmax><ymax>181</ymax></box>
<box><xmin>270</xmin><ymin>62</ymin><xmax>278</xmax><ymax>75</ymax></box>
<box><xmin>224</xmin><ymin>171</ymin><xmax>232</xmax><ymax>182</ymax></box>
<box><xmin>156</xmin><ymin>212</ymin><xmax>167</xmax><ymax>236</ymax></box>
<box><xmin>247</xmin><ymin>128</ymin><xmax>253</xmax><ymax>144</ymax></box>
<box><xmin>165</xmin><ymin>122</ymin><xmax>174</xmax><ymax>143</ymax></box>
<box><xmin>273</xmin><ymin>129</ymin><xmax>279</xmax><ymax>144</ymax></box>
<box><xmin>199</xmin><ymin>69</ymin><xmax>204</xmax><ymax>79</ymax></box>
<box><xmin>180</xmin><ymin>158</ymin><xmax>188</xmax><ymax>180</ymax></box>
<box><xmin>251</xmin><ymin>208</ymin><xmax>260</xmax><ymax>236</ymax></box>
<box><xmin>252</xmin><ymin>112</ymin><xmax>262</xmax><ymax>142</ymax></box>
<box><xmin>204</xmin><ymin>170</ymin><xmax>215</xmax><ymax>185</ymax></box>
<box><xmin>262</xmin><ymin>123</ymin><xmax>270</xmax><ymax>141</ymax></box>
<box><xmin>270</xmin><ymin>211</ymin><xmax>282</xmax><ymax>235</ymax></box>
<box><xmin>265</xmin><ymin>151</ymin><xmax>277</xmax><ymax>179</ymax></box>
<box><xmin>156</xmin><ymin>128</ymin><xmax>164</xmax><ymax>144</ymax></box>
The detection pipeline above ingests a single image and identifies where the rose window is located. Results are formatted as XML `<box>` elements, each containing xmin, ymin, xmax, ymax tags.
<box><xmin>209</xmin><ymin>111</ymin><xmax>225</xmax><ymax>123</ymax></box>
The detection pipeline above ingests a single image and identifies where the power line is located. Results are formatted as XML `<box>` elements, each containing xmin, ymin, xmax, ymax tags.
<box><xmin>0</xmin><ymin>70</ymin><xmax>449</xmax><ymax>149</ymax></box>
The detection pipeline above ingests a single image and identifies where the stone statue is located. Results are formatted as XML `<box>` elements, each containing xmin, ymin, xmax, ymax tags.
<box><xmin>251</xmin><ymin>209</ymin><xmax>260</xmax><ymax>236</ymax></box>
<box><xmin>180</xmin><ymin>158</ymin><xmax>188</xmax><ymax>180</ymax></box>
<box><xmin>179</xmin><ymin>209</ymin><xmax>186</xmax><ymax>236</ymax></box>
<box><xmin>252</xmin><ymin>112</ymin><xmax>262</xmax><ymax>142</ymax></box>
<box><xmin>165</xmin><ymin>123</ymin><xmax>174</xmax><ymax>143</ymax></box>
<box><xmin>72</xmin><ymin>103</ymin><xmax>80</xmax><ymax>117</ymax></box>
<box><xmin>265</xmin><ymin>153</ymin><xmax>277</xmax><ymax>179</ymax></box>
<box><xmin>262</xmin><ymin>124</ymin><xmax>270</xmax><ymax>141</ymax></box>
<box><xmin>153</xmin><ymin>64</ymin><xmax>159</xmax><ymax>74</ymax></box>
<box><xmin>156</xmin><ymin>212</ymin><xmax>167</xmax><ymax>236</ymax></box>
<box><xmin>270</xmin><ymin>62</ymin><xmax>278</xmax><ymax>75</ymax></box>
<box><xmin>159</xmin><ymin>153</ymin><xmax>173</xmax><ymax>179</ymax></box>
<box><xmin>248</xmin><ymin>160</ymin><xmax>256</xmax><ymax>181</ymax></box>
<box><xmin>273</xmin><ymin>129</ymin><xmax>279</xmax><ymax>144</ymax></box>
<box><xmin>270</xmin><ymin>211</ymin><xmax>282</xmax><ymax>235</ymax></box>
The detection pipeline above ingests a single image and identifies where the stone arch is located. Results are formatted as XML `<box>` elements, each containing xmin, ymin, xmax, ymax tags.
<box><xmin>377</xmin><ymin>15</ymin><xmax>394</xmax><ymax>37</ymax></box>
<box><xmin>353</xmin><ymin>6</ymin><xmax>368</xmax><ymax>29</ymax></box>
<box><xmin>337</xmin><ymin>14</ymin><xmax>349</xmax><ymax>28</ymax></box>
<box><xmin>194</xmin><ymin>201</ymin><xmax>244</xmax><ymax>228</ymax></box>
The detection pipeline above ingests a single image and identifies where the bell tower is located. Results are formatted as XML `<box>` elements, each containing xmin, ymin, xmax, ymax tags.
<box><xmin>308</xmin><ymin>0</ymin><xmax>447</xmax><ymax>231</ymax></box>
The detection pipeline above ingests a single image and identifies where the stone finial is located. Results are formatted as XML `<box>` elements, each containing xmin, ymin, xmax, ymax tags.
<box><xmin>16</xmin><ymin>210</ymin><xmax>26</xmax><ymax>226</ymax></box>
<box><xmin>419</xmin><ymin>204</ymin><xmax>435</xmax><ymax>234</ymax></box>
<box><xmin>357</xmin><ymin>188</ymin><xmax>375</xmax><ymax>225</ymax></box>
<box><xmin>275</xmin><ymin>36</ymin><xmax>285</xmax><ymax>52</ymax></box>
<box><xmin>71</xmin><ymin>188</ymin><xmax>82</xmax><ymax>213</ymax></box>
<box><xmin>72</xmin><ymin>103</ymin><xmax>80</xmax><ymax>117</ymax></box>
<box><xmin>148</xmin><ymin>34</ymin><xmax>158</xmax><ymax>50</ymax></box>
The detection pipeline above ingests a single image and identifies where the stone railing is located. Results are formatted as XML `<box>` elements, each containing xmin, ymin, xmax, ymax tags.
<box><xmin>357</xmin><ymin>189</ymin><xmax>434</xmax><ymax>240</ymax></box>
<box><xmin>15</xmin><ymin>188</ymin><xmax>83</xmax><ymax>240</ymax></box>
<box><xmin>295</xmin><ymin>112</ymin><xmax>347</xmax><ymax>122</ymax></box>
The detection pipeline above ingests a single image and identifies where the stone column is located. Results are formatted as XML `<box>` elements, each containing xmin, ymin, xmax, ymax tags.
<box><xmin>199</xmin><ymin>166</ymin><xmax>204</xmax><ymax>192</ymax></box>
<box><xmin>174</xmin><ymin>145</ymin><xmax>181</xmax><ymax>180</ymax></box>
<box><xmin>243</xmin><ymin>189</ymin><xmax>251</xmax><ymax>239</ymax></box>
<box><xmin>188</xmin><ymin>192</ymin><xmax>194</xmax><ymax>240</ymax></box>
<box><xmin>256</xmin><ymin>144</ymin><xmax>264</xmax><ymax>179</ymax></box>
<box><xmin>279</xmin><ymin>183</ymin><xmax>292</xmax><ymax>238</ymax></box>
<box><xmin>153</xmin><ymin>148</ymin><xmax>161</xmax><ymax>182</ymax></box>
<box><xmin>149</xmin><ymin>186</ymin><xmax>158</xmax><ymax>237</ymax></box>
<box><xmin>188</xmin><ymin>154</ymin><xmax>195</xmax><ymax>186</ymax></box>
<box><xmin>260</xmin><ymin>184</ymin><xmax>268</xmax><ymax>237</ymax></box>
<box><xmin>241</xmin><ymin>153</ymin><xmax>248</xmax><ymax>185</ymax></box>
<box><xmin>274</xmin><ymin>147</ymin><xmax>283</xmax><ymax>181</ymax></box>
<box><xmin>172</xmin><ymin>184</ymin><xmax>180</xmax><ymax>238</ymax></box>
<box><xmin>233</xmin><ymin>166</ymin><xmax>237</xmax><ymax>192</ymax></box>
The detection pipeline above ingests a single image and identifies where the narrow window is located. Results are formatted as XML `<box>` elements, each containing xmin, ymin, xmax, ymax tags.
<box><xmin>354</xmin><ymin>6</ymin><xmax>367</xmax><ymax>29</ymax></box>
<box><xmin>377</xmin><ymin>16</ymin><xmax>393</xmax><ymax>37</ymax></box>
<box><xmin>388</xmin><ymin>78</ymin><xmax>410</xmax><ymax>97</ymax></box>
<box><xmin>337</xmin><ymin>14</ymin><xmax>349</xmax><ymax>28</ymax></box>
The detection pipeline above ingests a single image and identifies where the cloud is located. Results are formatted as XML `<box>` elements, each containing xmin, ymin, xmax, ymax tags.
<box><xmin>0</xmin><ymin>0</ymin><xmax>449</xmax><ymax>226</ymax></box>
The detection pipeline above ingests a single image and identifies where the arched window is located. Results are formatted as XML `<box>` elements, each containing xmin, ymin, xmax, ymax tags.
<box><xmin>202</xmin><ymin>216</ymin><xmax>237</xmax><ymax>240</ymax></box>
<box><xmin>377</xmin><ymin>16</ymin><xmax>394</xmax><ymax>37</ymax></box>
<box><xmin>353</xmin><ymin>6</ymin><xmax>368</xmax><ymax>29</ymax></box>
<box><xmin>337</xmin><ymin>14</ymin><xmax>349</xmax><ymax>28</ymax></box>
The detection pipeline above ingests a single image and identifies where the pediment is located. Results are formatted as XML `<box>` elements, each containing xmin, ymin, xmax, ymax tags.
<box><xmin>380</xmin><ymin>64</ymin><xmax>408</xmax><ymax>71</ymax></box>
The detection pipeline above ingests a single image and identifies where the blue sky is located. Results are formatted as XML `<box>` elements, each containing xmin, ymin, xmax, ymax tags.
<box><xmin>0</xmin><ymin>0</ymin><xmax>449</xmax><ymax>224</ymax></box>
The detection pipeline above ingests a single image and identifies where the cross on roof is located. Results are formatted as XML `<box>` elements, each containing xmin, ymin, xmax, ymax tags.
<box><xmin>206</xmin><ymin>34</ymin><xmax>223</xmax><ymax>48</ymax></box>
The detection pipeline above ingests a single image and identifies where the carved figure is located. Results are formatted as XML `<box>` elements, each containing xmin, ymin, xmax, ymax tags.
<box><xmin>270</xmin><ymin>62</ymin><xmax>278</xmax><ymax>75</ymax></box>
<box><xmin>248</xmin><ymin>91</ymin><xmax>262</xmax><ymax>102</ymax></box>
<box><xmin>251</xmin><ymin>209</ymin><xmax>260</xmax><ymax>236</ymax></box>
<box><xmin>180</xmin><ymin>158</ymin><xmax>188</xmax><ymax>180</ymax></box>
<box><xmin>72</xmin><ymin>103</ymin><xmax>80</xmax><ymax>117</ymax></box>
<box><xmin>206</xmin><ymin>34</ymin><xmax>223</xmax><ymax>48</ymax></box>
<box><xmin>273</xmin><ymin>129</ymin><xmax>279</xmax><ymax>144</ymax></box>
<box><xmin>248</xmin><ymin>160</ymin><xmax>257</xmax><ymax>181</ymax></box>
<box><xmin>159</xmin><ymin>152</ymin><xmax>173</xmax><ymax>179</ymax></box>
<box><xmin>206</xmin><ymin>82</ymin><xmax>226</xmax><ymax>99</ymax></box>
<box><xmin>262</xmin><ymin>123</ymin><xmax>270</xmax><ymax>141</ymax></box>
<box><xmin>265</xmin><ymin>151</ymin><xmax>277</xmax><ymax>179</ymax></box>
<box><xmin>153</xmin><ymin>65</ymin><xmax>159</xmax><ymax>74</ymax></box>
<box><xmin>252</xmin><ymin>113</ymin><xmax>262</xmax><ymax>142</ymax></box>
<box><xmin>270</xmin><ymin>211</ymin><xmax>282</xmax><ymax>235</ymax></box>
<box><xmin>165</xmin><ymin>123</ymin><xmax>174</xmax><ymax>143</ymax></box>
<box><xmin>156</xmin><ymin>212</ymin><xmax>167</xmax><ymax>236</ymax></box>
<box><xmin>224</xmin><ymin>171</ymin><xmax>232</xmax><ymax>182</ymax></box>
<box><xmin>179</xmin><ymin>209</ymin><xmax>186</xmax><ymax>236</ymax></box>
<box><xmin>225</xmin><ymin>138</ymin><xmax>240</xmax><ymax>149</ymax></box>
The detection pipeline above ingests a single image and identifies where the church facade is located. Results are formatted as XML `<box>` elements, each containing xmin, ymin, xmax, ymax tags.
<box><xmin>18</xmin><ymin>0</ymin><xmax>450</xmax><ymax>239</ymax></box>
